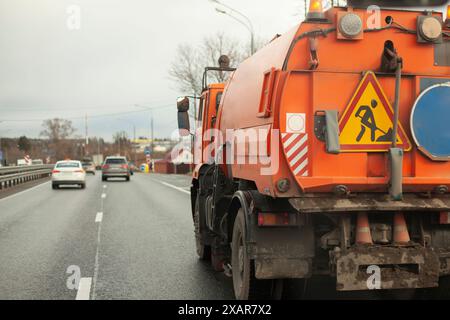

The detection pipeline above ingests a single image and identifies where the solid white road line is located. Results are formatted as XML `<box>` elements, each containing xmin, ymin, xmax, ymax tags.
<box><xmin>95</xmin><ymin>212</ymin><xmax>103</xmax><ymax>223</ymax></box>
<box><xmin>155</xmin><ymin>180</ymin><xmax>190</xmax><ymax>195</ymax></box>
<box><xmin>76</xmin><ymin>277</ymin><xmax>92</xmax><ymax>300</ymax></box>
<box><xmin>0</xmin><ymin>181</ymin><xmax>51</xmax><ymax>203</ymax></box>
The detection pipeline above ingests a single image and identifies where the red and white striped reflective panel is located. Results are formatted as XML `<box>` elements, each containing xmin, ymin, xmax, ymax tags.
<box><xmin>281</xmin><ymin>133</ymin><xmax>309</xmax><ymax>177</ymax></box>
<box><xmin>24</xmin><ymin>155</ymin><xmax>31</xmax><ymax>165</ymax></box>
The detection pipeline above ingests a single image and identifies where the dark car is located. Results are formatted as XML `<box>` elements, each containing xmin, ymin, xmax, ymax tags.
<box><xmin>102</xmin><ymin>156</ymin><xmax>131</xmax><ymax>181</ymax></box>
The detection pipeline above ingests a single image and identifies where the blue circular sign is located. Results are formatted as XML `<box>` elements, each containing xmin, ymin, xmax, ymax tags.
<box><xmin>411</xmin><ymin>83</ymin><xmax>450</xmax><ymax>161</ymax></box>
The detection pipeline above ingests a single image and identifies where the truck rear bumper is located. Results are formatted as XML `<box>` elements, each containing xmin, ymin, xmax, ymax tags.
<box><xmin>289</xmin><ymin>193</ymin><xmax>450</xmax><ymax>213</ymax></box>
<box><xmin>102</xmin><ymin>172</ymin><xmax>129</xmax><ymax>177</ymax></box>
<box><xmin>331</xmin><ymin>245</ymin><xmax>440</xmax><ymax>291</ymax></box>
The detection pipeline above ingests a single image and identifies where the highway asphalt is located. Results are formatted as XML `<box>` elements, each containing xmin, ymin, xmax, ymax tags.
<box><xmin>0</xmin><ymin>173</ymin><xmax>233</xmax><ymax>300</ymax></box>
<box><xmin>0</xmin><ymin>173</ymin><xmax>447</xmax><ymax>300</ymax></box>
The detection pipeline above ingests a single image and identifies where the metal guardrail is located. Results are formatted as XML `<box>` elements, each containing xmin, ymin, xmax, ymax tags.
<box><xmin>0</xmin><ymin>165</ymin><xmax>54</xmax><ymax>190</ymax></box>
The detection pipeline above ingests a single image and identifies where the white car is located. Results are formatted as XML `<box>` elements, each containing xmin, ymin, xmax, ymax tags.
<box><xmin>52</xmin><ymin>160</ymin><xmax>86</xmax><ymax>189</ymax></box>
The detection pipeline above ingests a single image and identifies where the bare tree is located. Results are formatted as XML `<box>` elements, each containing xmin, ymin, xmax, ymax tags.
<box><xmin>169</xmin><ymin>32</ymin><xmax>249</xmax><ymax>96</ymax></box>
<box><xmin>40</xmin><ymin>118</ymin><xmax>76</xmax><ymax>161</ymax></box>
<box><xmin>40</xmin><ymin>118</ymin><xmax>76</xmax><ymax>142</ymax></box>
<box><xmin>17</xmin><ymin>136</ymin><xmax>31</xmax><ymax>153</ymax></box>
<box><xmin>113</xmin><ymin>131</ymin><xmax>131</xmax><ymax>156</ymax></box>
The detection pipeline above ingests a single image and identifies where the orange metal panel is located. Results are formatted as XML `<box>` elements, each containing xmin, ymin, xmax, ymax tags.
<box><xmin>215</xmin><ymin>7</ymin><xmax>450</xmax><ymax>196</ymax></box>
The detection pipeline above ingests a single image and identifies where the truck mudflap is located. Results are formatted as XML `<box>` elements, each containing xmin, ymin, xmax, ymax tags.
<box><xmin>332</xmin><ymin>246</ymin><xmax>440</xmax><ymax>291</ymax></box>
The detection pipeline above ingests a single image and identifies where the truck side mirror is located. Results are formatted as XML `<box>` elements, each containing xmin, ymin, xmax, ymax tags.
<box><xmin>177</xmin><ymin>97</ymin><xmax>190</xmax><ymax>136</ymax></box>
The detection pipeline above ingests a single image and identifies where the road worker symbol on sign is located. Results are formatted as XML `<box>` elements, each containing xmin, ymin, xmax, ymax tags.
<box><xmin>339</xmin><ymin>71</ymin><xmax>411</xmax><ymax>152</ymax></box>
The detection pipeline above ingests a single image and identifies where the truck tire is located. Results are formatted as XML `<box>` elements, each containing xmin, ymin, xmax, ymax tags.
<box><xmin>194</xmin><ymin>194</ymin><xmax>211</xmax><ymax>260</ymax></box>
<box><xmin>231</xmin><ymin>208</ymin><xmax>270</xmax><ymax>300</ymax></box>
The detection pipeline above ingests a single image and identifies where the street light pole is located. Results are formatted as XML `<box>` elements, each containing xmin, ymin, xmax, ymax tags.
<box><xmin>210</xmin><ymin>0</ymin><xmax>255</xmax><ymax>55</ymax></box>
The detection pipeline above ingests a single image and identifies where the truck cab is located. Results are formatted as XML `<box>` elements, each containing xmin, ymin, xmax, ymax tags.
<box><xmin>196</xmin><ymin>83</ymin><xmax>225</xmax><ymax>164</ymax></box>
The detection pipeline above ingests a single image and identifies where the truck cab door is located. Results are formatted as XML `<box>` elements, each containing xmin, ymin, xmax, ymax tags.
<box><xmin>201</xmin><ymin>89</ymin><xmax>223</xmax><ymax>163</ymax></box>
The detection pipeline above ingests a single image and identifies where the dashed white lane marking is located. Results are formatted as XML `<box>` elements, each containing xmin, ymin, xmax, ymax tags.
<box><xmin>95</xmin><ymin>212</ymin><xmax>103</xmax><ymax>223</ymax></box>
<box><xmin>155</xmin><ymin>180</ymin><xmax>190</xmax><ymax>195</ymax></box>
<box><xmin>91</xmin><ymin>223</ymin><xmax>102</xmax><ymax>300</ymax></box>
<box><xmin>101</xmin><ymin>193</ymin><xmax>106</xmax><ymax>199</ymax></box>
<box><xmin>76</xmin><ymin>277</ymin><xmax>92</xmax><ymax>300</ymax></box>
<box><xmin>0</xmin><ymin>181</ymin><xmax>51</xmax><ymax>203</ymax></box>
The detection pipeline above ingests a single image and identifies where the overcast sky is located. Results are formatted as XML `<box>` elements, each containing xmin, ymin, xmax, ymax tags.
<box><xmin>0</xmin><ymin>0</ymin><xmax>303</xmax><ymax>141</ymax></box>
<box><xmin>1</xmin><ymin>0</ymin><xmax>447</xmax><ymax>141</ymax></box>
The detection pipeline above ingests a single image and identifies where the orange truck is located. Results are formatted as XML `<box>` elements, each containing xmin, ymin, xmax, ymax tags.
<box><xmin>177</xmin><ymin>0</ymin><xmax>450</xmax><ymax>299</ymax></box>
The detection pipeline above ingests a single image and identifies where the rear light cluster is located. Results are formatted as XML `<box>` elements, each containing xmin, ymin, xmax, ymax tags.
<box><xmin>440</xmin><ymin>212</ymin><xmax>450</xmax><ymax>225</ymax></box>
<box><xmin>257</xmin><ymin>212</ymin><xmax>297</xmax><ymax>227</ymax></box>
<box><xmin>102</xmin><ymin>164</ymin><xmax>109</xmax><ymax>169</ymax></box>
<box><xmin>417</xmin><ymin>15</ymin><xmax>443</xmax><ymax>43</ymax></box>
<box><xmin>121</xmin><ymin>164</ymin><xmax>129</xmax><ymax>169</ymax></box>
<box><xmin>52</xmin><ymin>169</ymin><xmax>84</xmax><ymax>173</ymax></box>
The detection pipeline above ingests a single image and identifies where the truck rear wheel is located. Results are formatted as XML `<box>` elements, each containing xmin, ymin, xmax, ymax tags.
<box><xmin>232</xmin><ymin>208</ymin><xmax>270</xmax><ymax>300</ymax></box>
<box><xmin>194</xmin><ymin>194</ymin><xmax>211</xmax><ymax>260</ymax></box>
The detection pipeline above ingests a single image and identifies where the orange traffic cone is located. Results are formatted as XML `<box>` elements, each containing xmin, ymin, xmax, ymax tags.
<box><xmin>393</xmin><ymin>213</ymin><xmax>410</xmax><ymax>245</ymax></box>
<box><xmin>356</xmin><ymin>212</ymin><xmax>373</xmax><ymax>245</ymax></box>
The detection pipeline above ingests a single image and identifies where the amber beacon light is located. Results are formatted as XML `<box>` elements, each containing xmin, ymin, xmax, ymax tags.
<box><xmin>306</xmin><ymin>0</ymin><xmax>327</xmax><ymax>21</ymax></box>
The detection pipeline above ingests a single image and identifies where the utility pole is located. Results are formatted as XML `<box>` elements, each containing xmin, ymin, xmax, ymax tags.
<box><xmin>85</xmin><ymin>114</ymin><xmax>88</xmax><ymax>145</ymax></box>
<box><xmin>84</xmin><ymin>114</ymin><xmax>88</xmax><ymax>157</ymax></box>
<box><xmin>151</xmin><ymin>114</ymin><xmax>154</xmax><ymax>156</ymax></box>
<box><xmin>97</xmin><ymin>137</ymin><xmax>100</xmax><ymax>155</ymax></box>
<box><xmin>133</xmin><ymin>124</ymin><xmax>137</xmax><ymax>164</ymax></box>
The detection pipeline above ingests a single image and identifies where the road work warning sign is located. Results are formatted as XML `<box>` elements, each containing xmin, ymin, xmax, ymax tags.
<box><xmin>339</xmin><ymin>71</ymin><xmax>411</xmax><ymax>152</ymax></box>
